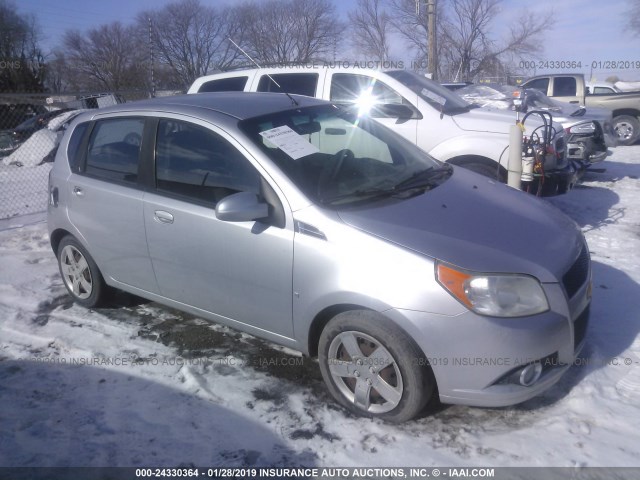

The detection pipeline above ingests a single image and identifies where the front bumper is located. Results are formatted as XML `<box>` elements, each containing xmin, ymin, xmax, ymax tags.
<box><xmin>566</xmin><ymin>138</ymin><xmax>609</xmax><ymax>165</ymax></box>
<box><xmin>385</xmin><ymin>278</ymin><xmax>591</xmax><ymax>407</ymax></box>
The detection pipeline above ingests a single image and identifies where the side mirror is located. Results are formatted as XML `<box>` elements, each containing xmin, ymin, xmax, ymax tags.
<box><xmin>513</xmin><ymin>89</ymin><xmax>528</xmax><ymax>113</ymax></box>
<box><xmin>215</xmin><ymin>192</ymin><xmax>268</xmax><ymax>222</ymax></box>
<box><xmin>371</xmin><ymin>103</ymin><xmax>416</xmax><ymax>119</ymax></box>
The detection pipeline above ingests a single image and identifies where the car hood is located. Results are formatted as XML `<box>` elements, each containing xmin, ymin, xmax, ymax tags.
<box><xmin>336</xmin><ymin>167</ymin><xmax>583</xmax><ymax>283</ymax></box>
<box><xmin>451</xmin><ymin>107</ymin><xmax>565</xmax><ymax>137</ymax></box>
<box><xmin>451</xmin><ymin>108</ymin><xmax>518</xmax><ymax>133</ymax></box>
<box><xmin>536</xmin><ymin>106</ymin><xmax>612</xmax><ymax>127</ymax></box>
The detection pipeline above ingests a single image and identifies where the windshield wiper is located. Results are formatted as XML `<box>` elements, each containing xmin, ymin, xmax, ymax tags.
<box><xmin>392</xmin><ymin>165</ymin><xmax>452</xmax><ymax>192</ymax></box>
<box><xmin>319</xmin><ymin>187</ymin><xmax>397</xmax><ymax>205</ymax></box>
<box><xmin>320</xmin><ymin>165</ymin><xmax>452</xmax><ymax>205</ymax></box>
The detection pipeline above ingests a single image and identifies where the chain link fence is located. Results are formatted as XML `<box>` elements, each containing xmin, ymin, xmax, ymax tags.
<box><xmin>0</xmin><ymin>90</ymin><xmax>153</xmax><ymax>220</ymax></box>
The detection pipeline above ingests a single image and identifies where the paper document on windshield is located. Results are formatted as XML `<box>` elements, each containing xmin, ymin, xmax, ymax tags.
<box><xmin>259</xmin><ymin>125</ymin><xmax>319</xmax><ymax>160</ymax></box>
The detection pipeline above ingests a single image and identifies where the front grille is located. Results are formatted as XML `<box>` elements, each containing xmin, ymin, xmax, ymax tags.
<box><xmin>574</xmin><ymin>305</ymin><xmax>590</xmax><ymax>350</ymax></box>
<box><xmin>562</xmin><ymin>245</ymin><xmax>590</xmax><ymax>298</ymax></box>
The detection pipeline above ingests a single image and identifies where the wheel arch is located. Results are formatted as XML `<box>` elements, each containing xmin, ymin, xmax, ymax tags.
<box><xmin>307</xmin><ymin>304</ymin><xmax>376</xmax><ymax>357</ymax></box>
<box><xmin>50</xmin><ymin>228</ymin><xmax>73</xmax><ymax>254</ymax></box>
<box><xmin>611</xmin><ymin>109</ymin><xmax>640</xmax><ymax>120</ymax></box>
<box><xmin>446</xmin><ymin>154</ymin><xmax>507</xmax><ymax>181</ymax></box>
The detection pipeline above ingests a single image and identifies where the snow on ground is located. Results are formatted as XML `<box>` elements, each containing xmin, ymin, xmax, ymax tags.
<box><xmin>0</xmin><ymin>163</ymin><xmax>52</xmax><ymax>219</ymax></box>
<box><xmin>1</xmin><ymin>147</ymin><xmax>640</xmax><ymax>469</ymax></box>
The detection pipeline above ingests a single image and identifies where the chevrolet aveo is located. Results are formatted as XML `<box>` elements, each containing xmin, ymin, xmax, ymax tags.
<box><xmin>48</xmin><ymin>93</ymin><xmax>591</xmax><ymax>422</ymax></box>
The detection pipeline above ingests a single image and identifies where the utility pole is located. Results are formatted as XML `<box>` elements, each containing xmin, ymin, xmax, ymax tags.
<box><xmin>416</xmin><ymin>0</ymin><xmax>437</xmax><ymax>79</ymax></box>
<box><xmin>148</xmin><ymin>17</ymin><xmax>156</xmax><ymax>98</ymax></box>
<box><xmin>427</xmin><ymin>0</ymin><xmax>437</xmax><ymax>80</ymax></box>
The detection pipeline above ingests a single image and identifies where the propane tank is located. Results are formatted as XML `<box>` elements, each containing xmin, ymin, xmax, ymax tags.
<box><xmin>508</xmin><ymin>124</ymin><xmax>523</xmax><ymax>189</ymax></box>
<box><xmin>521</xmin><ymin>156</ymin><xmax>534</xmax><ymax>182</ymax></box>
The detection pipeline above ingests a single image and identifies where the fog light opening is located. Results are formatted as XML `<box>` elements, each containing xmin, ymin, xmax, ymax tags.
<box><xmin>519</xmin><ymin>363</ymin><xmax>543</xmax><ymax>387</ymax></box>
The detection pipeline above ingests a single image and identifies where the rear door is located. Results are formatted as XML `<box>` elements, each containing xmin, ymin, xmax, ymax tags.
<box><xmin>66</xmin><ymin>116</ymin><xmax>159</xmax><ymax>293</ymax></box>
<box><xmin>142</xmin><ymin>116</ymin><xmax>295</xmax><ymax>337</ymax></box>
<box><xmin>551</xmin><ymin>76</ymin><xmax>581</xmax><ymax>104</ymax></box>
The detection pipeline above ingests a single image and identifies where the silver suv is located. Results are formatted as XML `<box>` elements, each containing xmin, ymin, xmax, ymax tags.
<box><xmin>48</xmin><ymin>93</ymin><xmax>591</xmax><ymax>422</ymax></box>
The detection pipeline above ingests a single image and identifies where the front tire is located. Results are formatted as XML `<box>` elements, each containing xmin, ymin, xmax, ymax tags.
<box><xmin>57</xmin><ymin>236</ymin><xmax>108</xmax><ymax>308</ymax></box>
<box><xmin>612</xmin><ymin>115</ymin><xmax>639</xmax><ymax>146</ymax></box>
<box><xmin>318</xmin><ymin>310</ymin><xmax>434</xmax><ymax>423</ymax></box>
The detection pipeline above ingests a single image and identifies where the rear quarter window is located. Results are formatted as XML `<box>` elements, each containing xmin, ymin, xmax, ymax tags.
<box><xmin>198</xmin><ymin>76</ymin><xmax>248</xmax><ymax>92</ymax></box>
<box><xmin>67</xmin><ymin>122</ymin><xmax>90</xmax><ymax>173</ymax></box>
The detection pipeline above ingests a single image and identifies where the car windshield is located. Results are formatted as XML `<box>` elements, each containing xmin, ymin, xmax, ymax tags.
<box><xmin>14</xmin><ymin>115</ymin><xmax>40</xmax><ymax>131</ymax></box>
<box><xmin>239</xmin><ymin>104</ymin><xmax>450</xmax><ymax>207</ymax></box>
<box><xmin>525</xmin><ymin>89</ymin><xmax>577</xmax><ymax>115</ymax></box>
<box><xmin>385</xmin><ymin>70</ymin><xmax>474</xmax><ymax>114</ymax></box>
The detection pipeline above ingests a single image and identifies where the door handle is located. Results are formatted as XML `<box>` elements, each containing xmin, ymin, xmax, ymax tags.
<box><xmin>154</xmin><ymin>210</ymin><xmax>174</xmax><ymax>224</ymax></box>
<box><xmin>569</xmin><ymin>101</ymin><xmax>579</xmax><ymax>104</ymax></box>
<box><xmin>73</xmin><ymin>186</ymin><xmax>84</xmax><ymax>197</ymax></box>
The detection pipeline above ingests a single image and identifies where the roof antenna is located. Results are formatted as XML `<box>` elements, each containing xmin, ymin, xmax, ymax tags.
<box><xmin>227</xmin><ymin>37</ymin><xmax>299</xmax><ymax>107</ymax></box>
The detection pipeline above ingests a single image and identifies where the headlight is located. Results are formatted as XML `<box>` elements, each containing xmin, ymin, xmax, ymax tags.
<box><xmin>566</xmin><ymin>122</ymin><xmax>596</xmax><ymax>135</ymax></box>
<box><xmin>436</xmin><ymin>263</ymin><xmax>549</xmax><ymax>317</ymax></box>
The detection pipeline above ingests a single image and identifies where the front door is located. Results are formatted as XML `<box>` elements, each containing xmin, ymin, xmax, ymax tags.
<box><xmin>143</xmin><ymin>118</ymin><xmax>295</xmax><ymax>337</ymax></box>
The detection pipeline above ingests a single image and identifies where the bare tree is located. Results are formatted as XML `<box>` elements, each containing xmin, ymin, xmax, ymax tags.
<box><xmin>625</xmin><ymin>0</ymin><xmax>640</xmax><ymax>37</ymax></box>
<box><xmin>44</xmin><ymin>49</ymin><xmax>69</xmax><ymax>93</ymax></box>
<box><xmin>242</xmin><ymin>0</ymin><xmax>343</xmax><ymax>64</ymax></box>
<box><xmin>0</xmin><ymin>0</ymin><xmax>45</xmax><ymax>92</ymax></box>
<box><xmin>438</xmin><ymin>0</ymin><xmax>498</xmax><ymax>80</ymax></box>
<box><xmin>349</xmin><ymin>0</ymin><xmax>392</xmax><ymax>62</ymax></box>
<box><xmin>141</xmin><ymin>0</ymin><xmax>246</xmax><ymax>89</ymax></box>
<box><xmin>387</xmin><ymin>0</ymin><xmax>438</xmax><ymax>68</ymax></box>
<box><xmin>63</xmin><ymin>22</ymin><xmax>146</xmax><ymax>91</ymax></box>
<box><xmin>388</xmin><ymin>0</ymin><xmax>554</xmax><ymax>81</ymax></box>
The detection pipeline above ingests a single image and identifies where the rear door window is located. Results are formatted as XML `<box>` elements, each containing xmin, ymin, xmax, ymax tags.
<box><xmin>84</xmin><ymin>118</ymin><xmax>145</xmax><ymax>184</ymax></box>
<box><xmin>257</xmin><ymin>73</ymin><xmax>319</xmax><ymax>97</ymax></box>
<box><xmin>554</xmin><ymin>77</ymin><xmax>577</xmax><ymax>96</ymax></box>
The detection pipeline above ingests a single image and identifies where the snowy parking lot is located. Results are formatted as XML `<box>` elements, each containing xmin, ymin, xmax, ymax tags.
<box><xmin>1</xmin><ymin>147</ymin><xmax>640</xmax><ymax>469</ymax></box>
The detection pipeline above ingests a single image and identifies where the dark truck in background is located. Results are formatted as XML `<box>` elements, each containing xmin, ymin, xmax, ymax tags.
<box><xmin>521</xmin><ymin>73</ymin><xmax>640</xmax><ymax>145</ymax></box>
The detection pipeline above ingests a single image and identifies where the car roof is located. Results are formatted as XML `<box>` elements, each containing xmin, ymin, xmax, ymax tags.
<box><xmin>89</xmin><ymin>92</ymin><xmax>329</xmax><ymax>121</ymax></box>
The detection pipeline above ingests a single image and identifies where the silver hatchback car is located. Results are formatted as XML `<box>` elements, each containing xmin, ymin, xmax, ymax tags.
<box><xmin>48</xmin><ymin>93</ymin><xmax>591</xmax><ymax>422</ymax></box>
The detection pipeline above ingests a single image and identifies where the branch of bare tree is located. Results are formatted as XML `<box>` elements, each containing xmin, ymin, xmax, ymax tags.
<box><xmin>349</xmin><ymin>0</ymin><xmax>392</xmax><ymax>63</ymax></box>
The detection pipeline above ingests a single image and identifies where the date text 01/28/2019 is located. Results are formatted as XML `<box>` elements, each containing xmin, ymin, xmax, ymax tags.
<box><xmin>519</xmin><ymin>60</ymin><xmax>640</xmax><ymax>70</ymax></box>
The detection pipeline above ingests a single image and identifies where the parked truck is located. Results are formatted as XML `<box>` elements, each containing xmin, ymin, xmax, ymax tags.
<box><xmin>189</xmin><ymin>67</ymin><xmax>574</xmax><ymax>195</ymax></box>
<box><xmin>521</xmin><ymin>73</ymin><xmax>640</xmax><ymax>145</ymax></box>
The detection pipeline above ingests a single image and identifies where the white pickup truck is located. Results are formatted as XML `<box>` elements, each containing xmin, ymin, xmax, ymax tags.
<box><xmin>188</xmin><ymin>67</ymin><xmax>574</xmax><ymax>195</ymax></box>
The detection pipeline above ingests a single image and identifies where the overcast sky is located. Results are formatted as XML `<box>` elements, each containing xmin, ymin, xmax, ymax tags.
<box><xmin>17</xmin><ymin>0</ymin><xmax>640</xmax><ymax>81</ymax></box>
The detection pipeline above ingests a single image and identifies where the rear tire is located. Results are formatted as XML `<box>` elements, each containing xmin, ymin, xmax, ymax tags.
<box><xmin>57</xmin><ymin>236</ymin><xmax>109</xmax><ymax>308</ymax></box>
<box><xmin>612</xmin><ymin>115</ymin><xmax>639</xmax><ymax>146</ymax></box>
<box><xmin>318</xmin><ymin>310</ymin><xmax>434</xmax><ymax>423</ymax></box>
